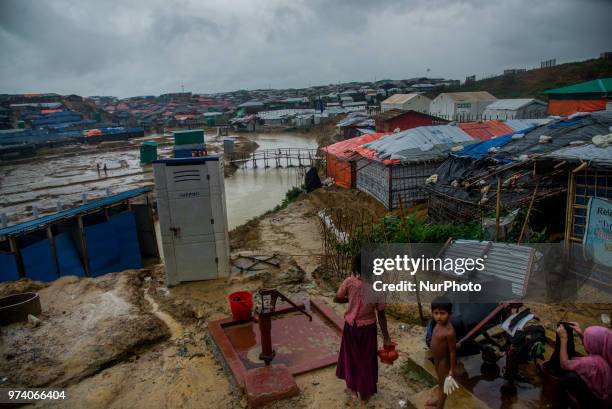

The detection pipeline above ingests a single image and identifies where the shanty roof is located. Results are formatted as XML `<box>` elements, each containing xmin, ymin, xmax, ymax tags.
<box><xmin>484</xmin><ymin>99</ymin><xmax>546</xmax><ymax>111</ymax></box>
<box><xmin>237</xmin><ymin>100</ymin><xmax>264</xmax><ymax>107</ymax></box>
<box><xmin>440</xmin><ymin>240</ymin><xmax>535</xmax><ymax>297</ymax></box>
<box><xmin>497</xmin><ymin>110</ymin><xmax>612</xmax><ymax>158</ymax></box>
<box><xmin>358</xmin><ymin>125</ymin><xmax>474</xmax><ymax>163</ymax></box>
<box><xmin>381</xmin><ymin>93</ymin><xmax>425</xmax><ymax>105</ymax></box>
<box><xmin>336</xmin><ymin>111</ymin><xmax>373</xmax><ymax>128</ymax></box>
<box><xmin>439</xmin><ymin>91</ymin><xmax>497</xmax><ymax>102</ymax></box>
<box><xmin>544</xmin><ymin>78</ymin><xmax>612</xmax><ymax>95</ymax></box>
<box><xmin>373</xmin><ymin>109</ymin><xmax>411</xmax><ymax>121</ymax></box>
<box><xmin>0</xmin><ymin>187</ymin><xmax>152</xmax><ymax>238</ymax></box>
<box><xmin>322</xmin><ymin>133</ymin><xmax>387</xmax><ymax>160</ymax></box>
<box><xmin>544</xmin><ymin>141</ymin><xmax>612</xmax><ymax>168</ymax></box>
<box><xmin>458</xmin><ymin>120</ymin><xmax>514</xmax><ymax>141</ymax></box>
<box><xmin>504</xmin><ymin>118</ymin><xmax>553</xmax><ymax>131</ymax></box>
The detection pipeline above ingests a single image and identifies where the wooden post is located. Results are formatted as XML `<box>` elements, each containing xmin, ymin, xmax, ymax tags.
<box><xmin>77</xmin><ymin>215</ymin><xmax>91</xmax><ymax>276</ymax></box>
<box><xmin>494</xmin><ymin>176</ymin><xmax>502</xmax><ymax>241</ymax></box>
<box><xmin>146</xmin><ymin>194</ymin><xmax>160</xmax><ymax>260</ymax></box>
<box><xmin>47</xmin><ymin>226</ymin><xmax>60</xmax><ymax>275</ymax></box>
<box><xmin>518</xmin><ymin>183</ymin><xmax>539</xmax><ymax>244</ymax></box>
<box><xmin>9</xmin><ymin>237</ymin><xmax>25</xmax><ymax>278</ymax></box>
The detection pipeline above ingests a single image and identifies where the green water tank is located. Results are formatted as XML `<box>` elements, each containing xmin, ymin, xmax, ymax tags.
<box><xmin>140</xmin><ymin>141</ymin><xmax>158</xmax><ymax>164</ymax></box>
<box><xmin>206</xmin><ymin>117</ymin><xmax>215</xmax><ymax>127</ymax></box>
<box><xmin>17</xmin><ymin>120</ymin><xmax>25</xmax><ymax>129</ymax></box>
<box><xmin>173</xmin><ymin>129</ymin><xmax>204</xmax><ymax>146</ymax></box>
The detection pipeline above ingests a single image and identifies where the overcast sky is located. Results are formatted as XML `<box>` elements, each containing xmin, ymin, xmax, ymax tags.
<box><xmin>1</xmin><ymin>0</ymin><xmax>610</xmax><ymax>98</ymax></box>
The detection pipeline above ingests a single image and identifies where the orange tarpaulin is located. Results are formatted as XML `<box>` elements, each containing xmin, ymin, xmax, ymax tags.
<box><xmin>85</xmin><ymin>129</ymin><xmax>102</xmax><ymax>137</ymax></box>
<box><xmin>548</xmin><ymin>99</ymin><xmax>610</xmax><ymax>116</ymax></box>
<box><xmin>458</xmin><ymin>120</ymin><xmax>514</xmax><ymax>141</ymax></box>
<box><xmin>323</xmin><ymin>132</ymin><xmax>387</xmax><ymax>188</ymax></box>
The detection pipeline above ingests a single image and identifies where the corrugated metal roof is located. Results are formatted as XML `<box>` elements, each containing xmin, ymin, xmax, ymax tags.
<box><xmin>0</xmin><ymin>187</ymin><xmax>152</xmax><ymax>238</ymax></box>
<box><xmin>504</xmin><ymin>118</ymin><xmax>552</xmax><ymax>131</ymax></box>
<box><xmin>484</xmin><ymin>99</ymin><xmax>546</xmax><ymax>111</ymax></box>
<box><xmin>544</xmin><ymin>143</ymin><xmax>612</xmax><ymax>167</ymax></box>
<box><xmin>442</xmin><ymin>239</ymin><xmax>534</xmax><ymax>297</ymax></box>
<box><xmin>544</xmin><ymin>78</ymin><xmax>612</xmax><ymax>95</ymax></box>
<box><xmin>440</xmin><ymin>91</ymin><xmax>497</xmax><ymax>102</ymax></box>
<box><xmin>322</xmin><ymin>133</ymin><xmax>387</xmax><ymax>159</ymax></box>
<box><xmin>373</xmin><ymin>109</ymin><xmax>409</xmax><ymax>121</ymax></box>
<box><xmin>359</xmin><ymin>125</ymin><xmax>475</xmax><ymax>163</ymax></box>
<box><xmin>458</xmin><ymin>120</ymin><xmax>514</xmax><ymax>141</ymax></box>
<box><xmin>381</xmin><ymin>93</ymin><xmax>421</xmax><ymax>105</ymax></box>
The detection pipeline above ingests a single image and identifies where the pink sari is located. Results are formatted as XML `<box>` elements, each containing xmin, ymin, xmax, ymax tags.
<box><xmin>564</xmin><ymin>326</ymin><xmax>612</xmax><ymax>405</ymax></box>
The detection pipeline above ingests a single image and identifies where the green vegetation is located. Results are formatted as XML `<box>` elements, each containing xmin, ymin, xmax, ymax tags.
<box><xmin>268</xmin><ymin>186</ymin><xmax>303</xmax><ymax>214</ymax></box>
<box><xmin>336</xmin><ymin>215</ymin><xmax>481</xmax><ymax>256</ymax></box>
<box><xmin>431</xmin><ymin>58</ymin><xmax>612</xmax><ymax>99</ymax></box>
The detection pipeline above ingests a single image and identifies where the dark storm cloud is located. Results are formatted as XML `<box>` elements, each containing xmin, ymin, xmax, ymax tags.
<box><xmin>0</xmin><ymin>0</ymin><xmax>610</xmax><ymax>97</ymax></box>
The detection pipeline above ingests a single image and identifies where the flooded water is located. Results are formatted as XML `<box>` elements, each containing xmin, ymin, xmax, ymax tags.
<box><xmin>0</xmin><ymin>132</ymin><xmax>317</xmax><ymax>230</ymax></box>
<box><xmin>225</xmin><ymin>133</ymin><xmax>317</xmax><ymax>229</ymax></box>
<box><xmin>455</xmin><ymin>354</ymin><xmax>547</xmax><ymax>409</ymax></box>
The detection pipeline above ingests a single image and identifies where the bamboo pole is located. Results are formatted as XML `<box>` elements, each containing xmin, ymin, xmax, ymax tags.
<box><xmin>495</xmin><ymin>176</ymin><xmax>502</xmax><ymax>241</ymax></box>
<box><xmin>517</xmin><ymin>183</ymin><xmax>539</xmax><ymax>244</ymax></box>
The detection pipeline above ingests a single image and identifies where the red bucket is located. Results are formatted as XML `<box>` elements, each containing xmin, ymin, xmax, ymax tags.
<box><xmin>228</xmin><ymin>291</ymin><xmax>253</xmax><ymax>321</ymax></box>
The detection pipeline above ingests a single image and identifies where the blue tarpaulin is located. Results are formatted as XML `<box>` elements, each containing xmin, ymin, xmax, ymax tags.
<box><xmin>55</xmin><ymin>232</ymin><xmax>86</xmax><ymax>277</ymax></box>
<box><xmin>452</xmin><ymin>127</ymin><xmax>535</xmax><ymax>161</ymax></box>
<box><xmin>85</xmin><ymin>211</ymin><xmax>142</xmax><ymax>277</ymax></box>
<box><xmin>21</xmin><ymin>238</ymin><xmax>58</xmax><ymax>282</ymax></box>
<box><xmin>0</xmin><ymin>187</ymin><xmax>151</xmax><ymax>238</ymax></box>
<box><xmin>0</xmin><ymin>252</ymin><xmax>19</xmax><ymax>281</ymax></box>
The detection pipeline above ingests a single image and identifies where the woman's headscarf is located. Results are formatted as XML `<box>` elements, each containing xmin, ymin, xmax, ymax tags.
<box><xmin>564</xmin><ymin>326</ymin><xmax>612</xmax><ymax>405</ymax></box>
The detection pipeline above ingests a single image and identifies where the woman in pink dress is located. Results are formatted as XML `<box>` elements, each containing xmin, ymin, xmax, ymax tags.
<box><xmin>334</xmin><ymin>253</ymin><xmax>392</xmax><ymax>402</ymax></box>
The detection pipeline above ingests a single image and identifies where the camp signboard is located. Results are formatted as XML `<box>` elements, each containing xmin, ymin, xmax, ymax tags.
<box><xmin>583</xmin><ymin>196</ymin><xmax>612</xmax><ymax>267</ymax></box>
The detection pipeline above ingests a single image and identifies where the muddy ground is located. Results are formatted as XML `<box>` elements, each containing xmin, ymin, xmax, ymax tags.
<box><xmin>0</xmin><ymin>132</ymin><xmax>258</xmax><ymax>224</ymax></box>
<box><xmin>0</xmin><ymin>187</ymin><xmax>610</xmax><ymax>409</ymax></box>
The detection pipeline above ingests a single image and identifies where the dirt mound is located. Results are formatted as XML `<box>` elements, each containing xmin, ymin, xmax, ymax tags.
<box><xmin>0</xmin><ymin>278</ymin><xmax>49</xmax><ymax>298</ymax></box>
<box><xmin>305</xmin><ymin>186</ymin><xmax>387</xmax><ymax>220</ymax></box>
<box><xmin>0</xmin><ymin>269</ymin><xmax>169</xmax><ymax>388</ymax></box>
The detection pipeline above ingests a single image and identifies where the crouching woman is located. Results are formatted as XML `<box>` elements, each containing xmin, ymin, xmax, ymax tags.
<box><xmin>334</xmin><ymin>253</ymin><xmax>391</xmax><ymax>402</ymax></box>
<box><xmin>556</xmin><ymin>323</ymin><xmax>612</xmax><ymax>408</ymax></box>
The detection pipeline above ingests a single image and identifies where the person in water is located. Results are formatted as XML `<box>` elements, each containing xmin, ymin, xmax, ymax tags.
<box><xmin>556</xmin><ymin>323</ymin><xmax>612</xmax><ymax>407</ymax></box>
<box><xmin>427</xmin><ymin>297</ymin><xmax>458</xmax><ymax>409</ymax></box>
<box><xmin>334</xmin><ymin>252</ymin><xmax>391</xmax><ymax>403</ymax></box>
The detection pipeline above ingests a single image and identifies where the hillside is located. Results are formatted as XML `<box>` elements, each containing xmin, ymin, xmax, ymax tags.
<box><xmin>431</xmin><ymin>58</ymin><xmax>612</xmax><ymax>99</ymax></box>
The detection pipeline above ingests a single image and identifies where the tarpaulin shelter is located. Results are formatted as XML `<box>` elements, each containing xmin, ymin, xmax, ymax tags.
<box><xmin>336</xmin><ymin>112</ymin><xmax>374</xmax><ymax>139</ymax></box>
<box><xmin>426</xmin><ymin>111</ymin><xmax>612</xmax><ymax>225</ymax></box>
<box><xmin>544</xmin><ymin>78</ymin><xmax>612</xmax><ymax>116</ymax></box>
<box><xmin>458</xmin><ymin>120</ymin><xmax>514</xmax><ymax>141</ymax></box>
<box><xmin>0</xmin><ymin>187</ymin><xmax>159</xmax><ymax>282</ymax></box>
<box><xmin>539</xmin><ymin>133</ymin><xmax>612</xmax><ymax>290</ymax></box>
<box><xmin>354</xmin><ymin>125</ymin><xmax>475</xmax><ymax>209</ymax></box>
<box><xmin>322</xmin><ymin>133</ymin><xmax>386</xmax><ymax>188</ymax></box>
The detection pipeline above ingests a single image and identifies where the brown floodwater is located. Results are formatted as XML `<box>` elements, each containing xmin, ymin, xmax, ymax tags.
<box><xmin>0</xmin><ymin>133</ymin><xmax>317</xmax><ymax>230</ymax></box>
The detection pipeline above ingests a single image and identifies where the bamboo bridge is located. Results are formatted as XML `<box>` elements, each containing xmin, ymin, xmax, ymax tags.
<box><xmin>226</xmin><ymin>148</ymin><xmax>322</xmax><ymax>169</ymax></box>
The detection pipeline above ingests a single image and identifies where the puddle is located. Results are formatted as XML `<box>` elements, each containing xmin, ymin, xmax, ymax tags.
<box><xmin>455</xmin><ymin>354</ymin><xmax>548</xmax><ymax>409</ymax></box>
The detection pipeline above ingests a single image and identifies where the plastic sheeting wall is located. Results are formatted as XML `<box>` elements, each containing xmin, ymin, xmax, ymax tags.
<box><xmin>0</xmin><ymin>252</ymin><xmax>19</xmax><ymax>281</ymax></box>
<box><xmin>55</xmin><ymin>232</ymin><xmax>86</xmax><ymax>277</ymax></box>
<box><xmin>85</xmin><ymin>211</ymin><xmax>142</xmax><ymax>277</ymax></box>
<box><xmin>390</xmin><ymin>162</ymin><xmax>440</xmax><ymax>209</ymax></box>
<box><xmin>356</xmin><ymin>158</ymin><xmax>390</xmax><ymax>208</ymax></box>
<box><xmin>21</xmin><ymin>238</ymin><xmax>58</xmax><ymax>282</ymax></box>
